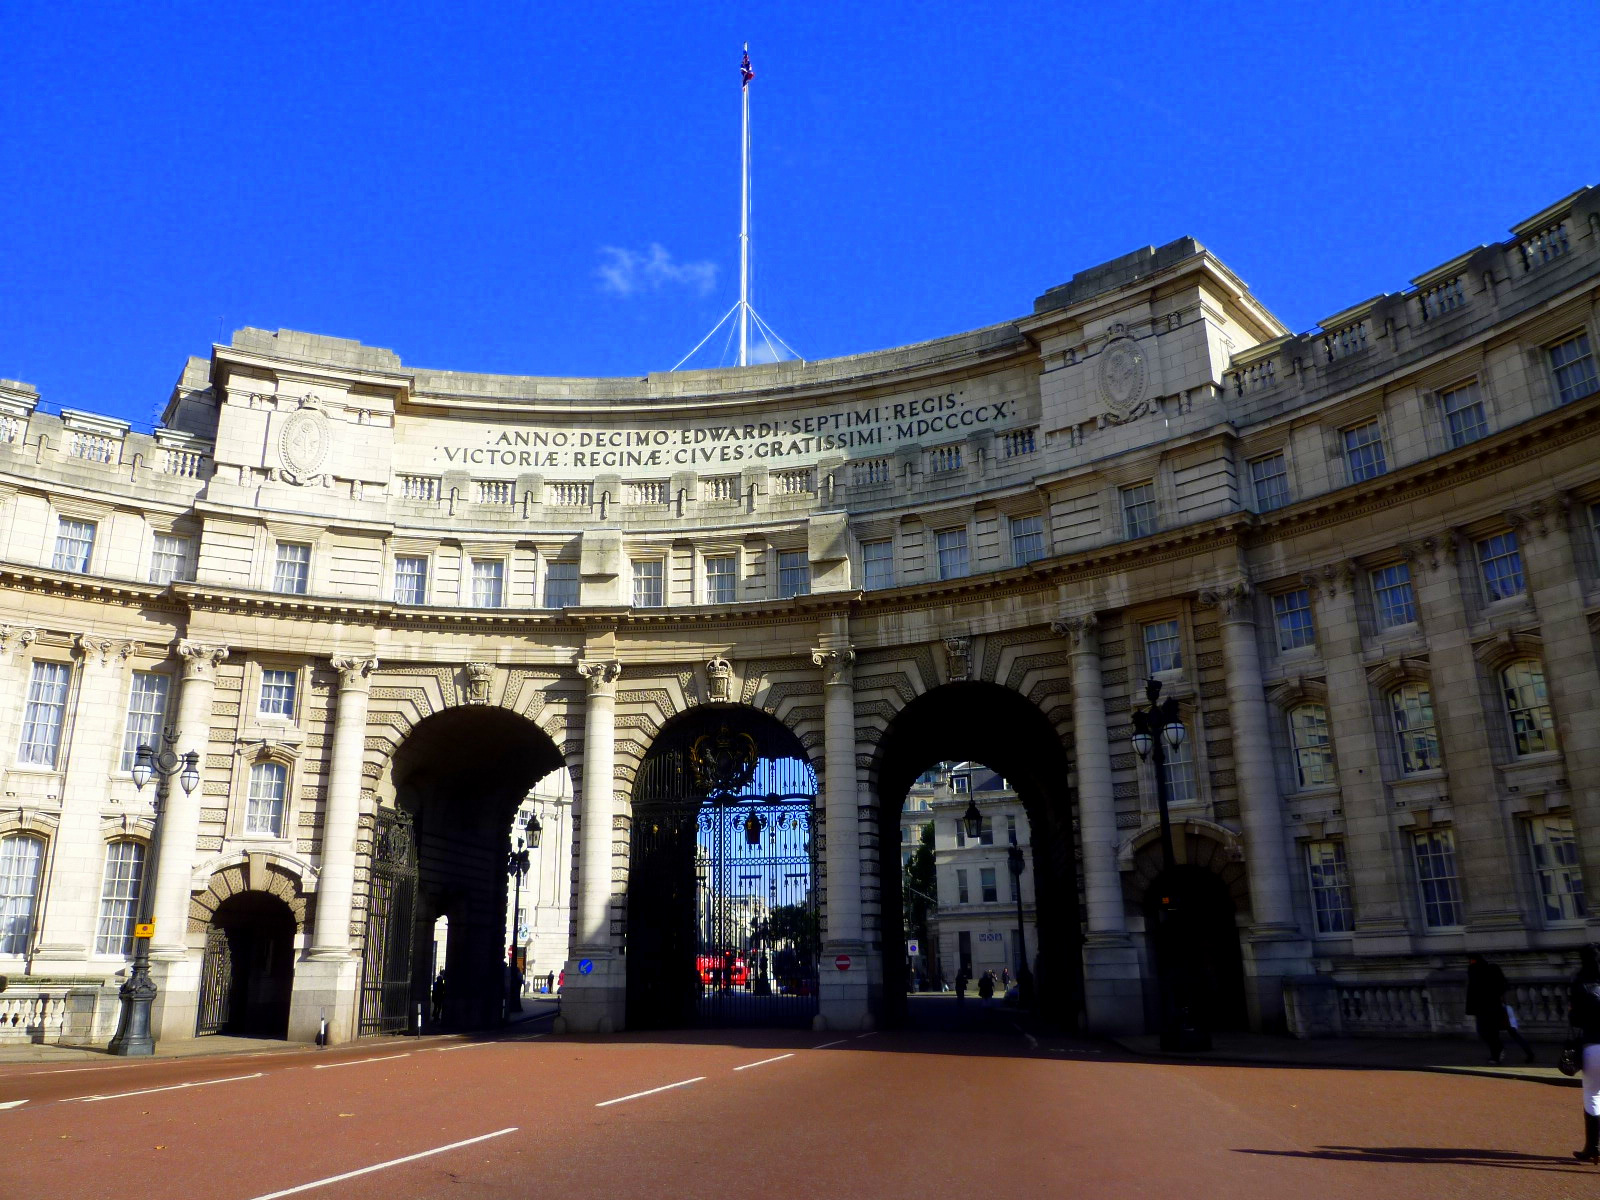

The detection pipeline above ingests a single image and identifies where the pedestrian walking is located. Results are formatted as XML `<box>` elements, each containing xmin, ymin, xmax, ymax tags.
<box><xmin>1466</xmin><ymin>953</ymin><xmax>1534</xmax><ymax>1064</ymax></box>
<box><xmin>955</xmin><ymin>966</ymin><xmax>969</xmax><ymax>1003</ymax></box>
<box><xmin>978</xmin><ymin>971</ymin><xmax>995</xmax><ymax>1003</ymax></box>
<box><xmin>430</xmin><ymin>970</ymin><xmax>447</xmax><ymax>1027</ymax></box>
<box><xmin>1569</xmin><ymin>946</ymin><xmax>1600</xmax><ymax>1164</ymax></box>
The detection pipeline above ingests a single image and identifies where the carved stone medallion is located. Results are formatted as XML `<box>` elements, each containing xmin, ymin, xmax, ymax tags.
<box><xmin>1098</xmin><ymin>335</ymin><xmax>1148</xmax><ymax>424</ymax></box>
<box><xmin>278</xmin><ymin>406</ymin><xmax>331</xmax><ymax>484</ymax></box>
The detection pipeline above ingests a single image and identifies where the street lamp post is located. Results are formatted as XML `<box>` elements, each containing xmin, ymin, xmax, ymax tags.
<box><xmin>1006</xmin><ymin>843</ymin><xmax>1034</xmax><ymax>1007</ymax></box>
<box><xmin>1129</xmin><ymin>678</ymin><xmax>1210</xmax><ymax>1052</ymax></box>
<box><xmin>108</xmin><ymin>729</ymin><xmax>200</xmax><ymax>1056</ymax></box>
<box><xmin>505</xmin><ymin>828</ymin><xmax>531</xmax><ymax>1016</ymax></box>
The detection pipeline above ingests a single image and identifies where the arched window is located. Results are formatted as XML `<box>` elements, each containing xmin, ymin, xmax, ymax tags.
<box><xmin>95</xmin><ymin>840</ymin><xmax>146</xmax><ymax>956</ymax></box>
<box><xmin>0</xmin><ymin>834</ymin><xmax>46</xmax><ymax>955</ymax></box>
<box><xmin>246</xmin><ymin>761</ymin><xmax>289</xmax><ymax>837</ymax></box>
<box><xmin>1501</xmin><ymin>659</ymin><xmax>1557</xmax><ymax>756</ymax></box>
<box><xmin>1390</xmin><ymin>683</ymin><xmax>1439</xmax><ymax>774</ymax></box>
<box><xmin>1288</xmin><ymin>704</ymin><xmax>1335</xmax><ymax>789</ymax></box>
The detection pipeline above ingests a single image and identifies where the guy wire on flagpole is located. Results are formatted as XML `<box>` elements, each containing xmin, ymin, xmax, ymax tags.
<box><xmin>672</xmin><ymin>43</ymin><xmax>800</xmax><ymax>373</ymax></box>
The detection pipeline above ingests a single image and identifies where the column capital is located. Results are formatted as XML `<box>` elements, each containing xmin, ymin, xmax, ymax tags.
<box><xmin>75</xmin><ymin>632</ymin><xmax>136</xmax><ymax>669</ymax></box>
<box><xmin>331</xmin><ymin>655</ymin><xmax>379</xmax><ymax>692</ymax></box>
<box><xmin>1198</xmin><ymin>579</ymin><xmax>1254</xmax><ymax>625</ymax></box>
<box><xmin>176</xmin><ymin>639</ymin><xmax>230</xmax><ymax>680</ymax></box>
<box><xmin>1050</xmin><ymin>611</ymin><xmax>1098</xmax><ymax>651</ymax></box>
<box><xmin>811</xmin><ymin>647</ymin><xmax>855</xmax><ymax>687</ymax></box>
<box><xmin>578</xmin><ymin>659</ymin><xmax>622</xmax><ymax>695</ymax></box>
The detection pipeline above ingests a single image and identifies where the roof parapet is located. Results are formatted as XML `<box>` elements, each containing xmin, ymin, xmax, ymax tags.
<box><xmin>1032</xmin><ymin>236</ymin><xmax>1206</xmax><ymax>314</ymax></box>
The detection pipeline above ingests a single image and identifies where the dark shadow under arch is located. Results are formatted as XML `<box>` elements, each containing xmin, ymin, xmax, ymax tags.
<box><xmin>207</xmin><ymin>891</ymin><xmax>297</xmax><ymax>1038</ymax></box>
<box><xmin>390</xmin><ymin>706</ymin><xmax>567</xmax><ymax>1031</ymax></box>
<box><xmin>873</xmin><ymin>681</ymin><xmax>1083</xmax><ymax>1029</ymax></box>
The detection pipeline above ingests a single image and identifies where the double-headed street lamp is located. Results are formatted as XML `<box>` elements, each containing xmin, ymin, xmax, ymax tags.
<box><xmin>108</xmin><ymin>729</ymin><xmax>200</xmax><ymax>1056</ymax></box>
<box><xmin>1006</xmin><ymin>843</ymin><xmax>1033</xmax><ymax>1006</ymax></box>
<box><xmin>505</xmin><ymin>821</ymin><xmax>534</xmax><ymax>1015</ymax></box>
<box><xmin>1129</xmin><ymin>678</ymin><xmax>1209</xmax><ymax>1052</ymax></box>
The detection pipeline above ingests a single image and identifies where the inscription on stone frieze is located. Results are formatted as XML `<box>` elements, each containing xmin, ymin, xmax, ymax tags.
<box><xmin>421</xmin><ymin>389</ymin><xmax>1022</xmax><ymax>473</ymax></box>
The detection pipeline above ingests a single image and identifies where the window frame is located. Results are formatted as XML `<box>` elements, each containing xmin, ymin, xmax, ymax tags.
<box><xmin>1527</xmin><ymin>814</ymin><xmax>1586</xmax><ymax>924</ymax></box>
<box><xmin>1305</xmin><ymin>839</ymin><xmax>1354</xmax><ymax>935</ymax></box>
<box><xmin>272</xmin><ymin>541</ymin><xmax>312</xmax><ymax>596</ymax></box>
<box><xmin>1370</xmin><ymin>562</ymin><xmax>1418</xmax><ymax>629</ymax></box>
<box><xmin>1120</xmin><ymin>481</ymin><xmax>1157</xmax><ymax>539</ymax></box>
<box><xmin>148</xmin><ymin>531</ymin><xmax>195</xmax><ymax>585</ymax></box>
<box><xmin>1501</xmin><ymin>659</ymin><xmax>1557</xmax><ymax>757</ymax></box>
<box><xmin>1142</xmin><ymin>619</ymin><xmax>1182</xmax><ymax>675</ymax></box>
<box><xmin>704</xmin><ymin>552</ymin><xmax>738</xmax><ymax>604</ymax></box>
<box><xmin>94</xmin><ymin>839</ymin><xmax>146</xmax><ymax>957</ymax></box>
<box><xmin>244</xmin><ymin>760</ymin><xmax>290</xmax><ymax>838</ymax></box>
<box><xmin>860</xmin><ymin>538</ymin><xmax>894</xmax><ymax>590</ymax></box>
<box><xmin>52</xmin><ymin>516</ymin><xmax>97</xmax><ymax>574</ymax></box>
<box><xmin>120</xmin><ymin>670</ymin><xmax>171</xmax><ymax>772</ymax></box>
<box><xmin>1008</xmin><ymin>514</ymin><xmax>1046</xmax><ymax>566</ymax></box>
<box><xmin>631</xmin><ymin>557</ymin><xmax>664</xmax><ymax>608</ymax></box>
<box><xmin>1548</xmin><ymin>331</ymin><xmax>1599</xmax><ymax>406</ymax></box>
<box><xmin>1390</xmin><ymin>681</ymin><xmax>1440</xmax><ymax>774</ymax></box>
<box><xmin>470</xmin><ymin>557</ymin><xmax>507</xmax><ymax>609</ymax></box>
<box><xmin>1411</xmin><ymin>828</ymin><xmax>1464</xmax><ymax>929</ymax></box>
<box><xmin>934</xmin><ymin>528</ymin><xmax>968</xmax><ymax>581</ymax></box>
<box><xmin>543</xmin><ymin>561</ymin><xmax>580</xmax><ymax>609</ymax></box>
<box><xmin>979</xmin><ymin>867</ymin><xmax>998</xmax><ymax>903</ymax></box>
<box><xmin>1342</xmin><ymin>419</ymin><xmax>1388</xmax><ymax>484</ymax></box>
<box><xmin>1287</xmin><ymin>703</ymin><xmax>1335</xmax><ymax>790</ymax></box>
<box><xmin>0</xmin><ymin>834</ymin><xmax>46</xmax><ymax>956</ymax></box>
<box><xmin>1438</xmin><ymin>380</ymin><xmax>1488</xmax><ymax>448</ymax></box>
<box><xmin>1272</xmin><ymin>588</ymin><xmax>1316</xmax><ymax>652</ymax></box>
<box><xmin>18</xmin><ymin>660</ymin><xmax>72</xmax><ymax>769</ymax></box>
<box><xmin>393</xmin><ymin>554</ymin><xmax>429</xmax><ymax>605</ymax></box>
<box><xmin>776</xmin><ymin>549</ymin><xmax>811</xmax><ymax>599</ymax></box>
<box><xmin>1249</xmin><ymin>452</ymin><xmax>1291</xmax><ymax>512</ymax></box>
<box><xmin>1475</xmin><ymin>530</ymin><xmax>1526</xmax><ymax>603</ymax></box>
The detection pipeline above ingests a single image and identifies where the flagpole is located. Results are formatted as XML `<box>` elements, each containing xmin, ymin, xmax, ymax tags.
<box><xmin>738</xmin><ymin>41</ymin><xmax>751</xmax><ymax>367</ymax></box>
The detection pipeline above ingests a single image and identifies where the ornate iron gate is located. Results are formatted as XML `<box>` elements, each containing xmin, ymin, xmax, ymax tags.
<box><xmin>359</xmin><ymin>808</ymin><xmax>418</xmax><ymax>1036</ymax></box>
<box><xmin>195</xmin><ymin>923</ymin><xmax>233</xmax><ymax>1036</ymax></box>
<box><xmin>627</xmin><ymin>727</ymin><xmax>819</xmax><ymax>1028</ymax></box>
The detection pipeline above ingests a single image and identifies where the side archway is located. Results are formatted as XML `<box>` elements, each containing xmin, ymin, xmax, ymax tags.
<box><xmin>872</xmin><ymin>681</ymin><xmax>1082</xmax><ymax>1028</ymax></box>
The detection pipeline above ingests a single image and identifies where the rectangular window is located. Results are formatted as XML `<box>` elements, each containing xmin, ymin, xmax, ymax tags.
<box><xmin>1121</xmin><ymin>482</ymin><xmax>1157</xmax><ymax>539</ymax></box>
<box><xmin>245</xmin><ymin>762</ymin><xmax>288</xmax><ymax>837</ymax></box>
<box><xmin>1342</xmin><ymin>420</ymin><xmax>1388</xmax><ymax>483</ymax></box>
<box><xmin>979</xmin><ymin>817</ymin><xmax>994</xmax><ymax>847</ymax></box>
<box><xmin>935</xmin><ymin>529</ymin><xmax>968</xmax><ymax>580</ymax></box>
<box><xmin>471</xmin><ymin>558</ymin><xmax>505</xmax><ymax>608</ymax></box>
<box><xmin>980</xmin><ymin>867</ymin><xmax>998</xmax><ymax>903</ymax></box>
<box><xmin>861</xmin><ymin>539</ymin><xmax>894</xmax><ymax>590</ymax></box>
<box><xmin>952</xmin><ymin>773</ymin><xmax>971</xmax><ymax>794</ymax></box>
<box><xmin>1163</xmin><ymin>734</ymin><xmax>1198</xmax><ymax>804</ymax></box>
<box><xmin>1528</xmin><ymin>815</ymin><xmax>1587</xmax><ymax>923</ymax></box>
<box><xmin>1250</xmin><ymin>453</ymin><xmax>1291</xmax><ymax>512</ymax></box>
<box><xmin>631</xmin><ymin>559</ymin><xmax>664</xmax><ymax>608</ymax></box>
<box><xmin>954</xmin><ymin>820</ymin><xmax>966</xmax><ymax>848</ymax></box>
<box><xmin>956</xmin><ymin>869</ymin><xmax>969</xmax><ymax>904</ymax></box>
<box><xmin>1143</xmin><ymin>619</ymin><xmax>1182</xmax><ymax>674</ymax></box>
<box><xmin>777</xmin><ymin>550</ymin><xmax>811</xmax><ymax>599</ymax></box>
<box><xmin>1476</xmin><ymin>531</ymin><xmax>1525</xmax><ymax>602</ymax></box>
<box><xmin>705</xmin><ymin>554</ymin><xmax>737</xmax><ymax>604</ymax></box>
<box><xmin>394</xmin><ymin>555</ymin><xmax>429</xmax><ymax>605</ymax></box>
<box><xmin>1007</xmin><ymin>815</ymin><xmax>1018</xmax><ymax>846</ymax></box>
<box><xmin>148</xmin><ymin>533</ymin><xmax>194</xmax><ymax>584</ymax></box>
<box><xmin>1371</xmin><ymin>562</ymin><xmax>1417</xmax><ymax>628</ymax></box>
<box><xmin>1272</xmin><ymin>589</ymin><xmax>1315</xmax><ymax>651</ymax></box>
<box><xmin>52</xmin><ymin>518</ymin><xmax>96</xmax><ymax>573</ymax></box>
<box><xmin>1549</xmin><ymin>332</ymin><xmax>1599</xmax><ymax>405</ymax></box>
<box><xmin>273</xmin><ymin>542</ymin><xmax>311</xmax><ymax>595</ymax></box>
<box><xmin>1306</xmin><ymin>841</ymin><xmax>1353</xmax><ymax>934</ymax></box>
<box><xmin>0</xmin><ymin>836</ymin><xmax>45</xmax><ymax>955</ymax></box>
<box><xmin>94</xmin><ymin>841</ymin><xmax>145</xmax><ymax>956</ymax></box>
<box><xmin>1009</xmin><ymin>515</ymin><xmax>1045</xmax><ymax>565</ymax></box>
<box><xmin>258</xmin><ymin>668</ymin><xmax>297</xmax><ymax>719</ymax></box>
<box><xmin>120</xmin><ymin>671</ymin><xmax>171</xmax><ymax>772</ymax></box>
<box><xmin>19</xmin><ymin>661</ymin><xmax>70</xmax><ymax>768</ymax></box>
<box><xmin>544</xmin><ymin>562</ymin><xmax>579</xmax><ymax>609</ymax></box>
<box><xmin>1439</xmin><ymin>381</ymin><xmax>1488</xmax><ymax>448</ymax></box>
<box><xmin>1412</xmin><ymin>829</ymin><xmax>1464</xmax><ymax>928</ymax></box>
<box><xmin>958</xmin><ymin>930</ymin><xmax>972</xmax><ymax>970</ymax></box>
<box><xmin>1288</xmin><ymin>705</ymin><xmax>1335</xmax><ymax>789</ymax></box>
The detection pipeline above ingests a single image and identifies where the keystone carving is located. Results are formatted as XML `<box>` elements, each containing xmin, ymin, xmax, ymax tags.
<box><xmin>942</xmin><ymin>636</ymin><xmax>971</xmax><ymax>683</ymax></box>
<box><xmin>463</xmin><ymin>662</ymin><xmax>494</xmax><ymax>704</ymax></box>
<box><xmin>811</xmin><ymin>647</ymin><xmax>855</xmax><ymax>688</ymax></box>
<box><xmin>705</xmin><ymin>656</ymin><xmax>733</xmax><ymax>703</ymax></box>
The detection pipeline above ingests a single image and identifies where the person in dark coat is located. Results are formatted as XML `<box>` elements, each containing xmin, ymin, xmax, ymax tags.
<box><xmin>1569</xmin><ymin>946</ymin><xmax>1600</xmax><ymax>1164</ymax></box>
<box><xmin>977</xmin><ymin>971</ymin><xmax>995</xmax><ymax>1002</ymax></box>
<box><xmin>1465</xmin><ymin>953</ymin><xmax>1534</xmax><ymax>1065</ymax></box>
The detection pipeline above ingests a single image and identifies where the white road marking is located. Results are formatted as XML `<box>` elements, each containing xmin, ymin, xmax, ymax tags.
<box><xmin>246</xmin><ymin>1126</ymin><xmax>518</xmax><ymax>1200</ymax></box>
<box><xmin>429</xmin><ymin>1042</ymin><xmax>495</xmax><ymax>1053</ymax></box>
<box><xmin>312</xmin><ymin>1053</ymin><xmax>411</xmax><ymax>1070</ymax></box>
<box><xmin>853</xmin><ymin>1032</ymin><xmax>878</xmax><ymax>1039</ymax></box>
<box><xmin>0</xmin><ymin>1099</ymin><xmax>28</xmax><ymax>1109</ymax></box>
<box><xmin>810</xmin><ymin>1039</ymin><xmax>848</xmax><ymax>1049</ymax></box>
<box><xmin>595</xmin><ymin>1076</ymin><xmax>705</xmax><ymax>1107</ymax></box>
<box><xmin>67</xmin><ymin>1072</ymin><xmax>264</xmax><ymax>1103</ymax></box>
<box><xmin>732</xmin><ymin>1053</ymin><xmax>794</xmax><ymax>1072</ymax></box>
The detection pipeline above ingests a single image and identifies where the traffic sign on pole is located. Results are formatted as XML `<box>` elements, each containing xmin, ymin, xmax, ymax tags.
<box><xmin>834</xmin><ymin>954</ymin><xmax>851</xmax><ymax>971</ymax></box>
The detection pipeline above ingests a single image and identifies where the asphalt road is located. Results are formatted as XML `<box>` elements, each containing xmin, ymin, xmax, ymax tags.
<box><xmin>1</xmin><ymin>1019</ymin><xmax>1594</xmax><ymax>1199</ymax></box>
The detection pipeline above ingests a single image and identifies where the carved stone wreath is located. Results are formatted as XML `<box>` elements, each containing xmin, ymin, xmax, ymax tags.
<box><xmin>1098</xmin><ymin>335</ymin><xmax>1149</xmax><ymax>424</ymax></box>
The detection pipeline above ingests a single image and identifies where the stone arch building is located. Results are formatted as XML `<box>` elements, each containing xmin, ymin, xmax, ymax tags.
<box><xmin>1</xmin><ymin>185</ymin><xmax>1599</xmax><ymax>1044</ymax></box>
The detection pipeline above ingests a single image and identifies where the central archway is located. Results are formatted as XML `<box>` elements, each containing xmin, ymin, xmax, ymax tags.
<box><xmin>625</xmin><ymin>705</ymin><xmax>820</xmax><ymax>1030</ymax></box>
<box><xmin>873</xmin><ymin>682</ymin><xmax>1083</xmax><ymax>1029</ymax></box>
<box><xmin>385</xmin><ymin>706</ymin><xmax>567</xmax><ymax>1032</ymax></box>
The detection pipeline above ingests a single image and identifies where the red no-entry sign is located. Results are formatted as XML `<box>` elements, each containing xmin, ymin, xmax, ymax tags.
<box><xmin>834</xmin><ymin>955</ymin><xmax>851</xmax><ymax>971</ymax></box>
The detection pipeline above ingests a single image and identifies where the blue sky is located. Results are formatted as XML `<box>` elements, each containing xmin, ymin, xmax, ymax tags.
<box><xmin>2</xmin><ymin>3</ymin><xmax>1597</xmax><ymax>429</ymax></box>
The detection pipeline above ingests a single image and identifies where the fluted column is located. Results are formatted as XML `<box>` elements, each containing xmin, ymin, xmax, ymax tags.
<box><xmin>1205</xmin><ymin>583</ymin><xmax>1295</xmax><ymax>931</ymax></box>
<box><xmin>309</xmin><ymin>656</ymin><xmax>377</xmax><ymax>957</ymax></box>
<box><xmin>575</xmin><ymin>659</ymin><xmax>621</xmax><ymax>950</ymax></box>
<box><xmin>150</xmin><ymin>640</ymin><xmax>228</xmax><ymax>958</ymax></box>
<box><xmin>1052</xmin><ymin>613</ymin><xmax>1123</xmax><ymax>937</ymax></box>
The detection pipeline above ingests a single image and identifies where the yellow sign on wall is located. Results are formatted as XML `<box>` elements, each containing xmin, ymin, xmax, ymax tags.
<box><xmin>133</xmin><ymin>922</ymin><xmax>155</xmax><ymax>939</ymax></box>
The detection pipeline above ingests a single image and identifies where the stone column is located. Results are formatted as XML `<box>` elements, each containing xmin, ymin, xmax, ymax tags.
<box><xmin>813</xmin><ymin>645</ymin><xmax>870</xmax><ymax>1030</ymax></box>
<box><xmin>559</xmin><ymin>659</ymin><xmax>622</xmax><ymax>1033</ymax></box>
<box><xmin>289</xmin><ymin>656</ymin><xmax>377</xmax><ymax>1044</ymax></box>
<box><xmin>1052</xmin><ymin>613</ymin><xmax>1142</xmax><ymax>1033</ymax></box>
<box><xmin>1204</xmin><ymin>582</ymin><xmax>1307</xmax><ymax>1029</ymax></box>
<box><xmin>149</xmin><ymin>639</ymin><xmax>227</xmax><ymax>1043</ymax></box>
<box><xmin>33</xmin><ymin>634</ymin><xmax>136</xmax><ymax>962</ymax></box>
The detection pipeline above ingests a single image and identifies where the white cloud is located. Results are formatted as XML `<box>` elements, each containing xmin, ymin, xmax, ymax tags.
<box><xmin>597</xmin><ymin>243</ymin><xmax>718</xmax><ymax>298</ymax></box>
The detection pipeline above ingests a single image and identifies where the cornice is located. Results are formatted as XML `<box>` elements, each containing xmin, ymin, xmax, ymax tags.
<box><xmin>0</xmin><ymin>564</ymin><xmax>179</xmax><ymax>610</ymax></box>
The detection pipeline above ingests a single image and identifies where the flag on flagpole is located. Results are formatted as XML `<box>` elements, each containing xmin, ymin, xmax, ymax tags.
<box><xmin>741</xmin><ymin>46</ymin><xmax>754</xmax><ymax>88</ymax></box>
